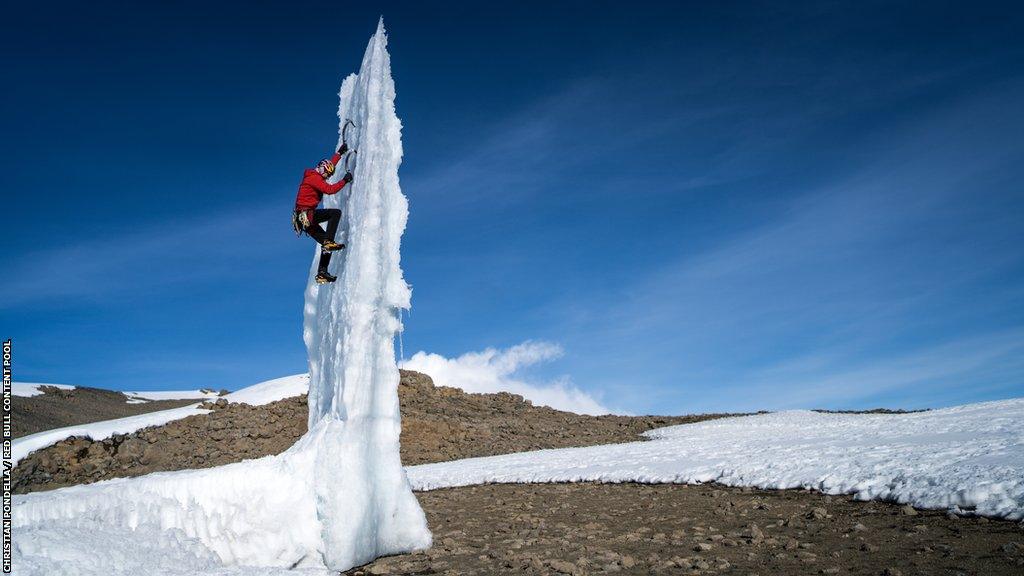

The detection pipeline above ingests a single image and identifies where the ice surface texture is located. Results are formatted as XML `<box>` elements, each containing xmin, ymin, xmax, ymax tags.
<box><xmin>13</xmin><ymin>22</ymin><xmax>430</xmax><ymax>574</ymax></box>
<box><xmin>409</xmin><ymin>399</ymin><xmax>1024</xmax><ymax>520</ymax></box>
<box><xmin>301</xmin><ymin>17</ymin><xmax>431</xmax><ymax>569</ymax></box>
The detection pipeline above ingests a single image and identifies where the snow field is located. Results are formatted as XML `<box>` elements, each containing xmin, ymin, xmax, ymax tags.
<box><xmin>407</xmin><ymin>398</ymin><xmax>1024</xmax><ymax>520</ymax></box>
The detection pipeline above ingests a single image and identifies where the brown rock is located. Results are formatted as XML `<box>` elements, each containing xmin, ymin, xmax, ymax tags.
<box><xmin>809</xmin><ymin>507</ymin><xmax>829</xmax><ymax>519</ymax></box>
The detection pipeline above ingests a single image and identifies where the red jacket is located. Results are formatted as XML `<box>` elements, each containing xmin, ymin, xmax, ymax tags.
<box><xmin>294</xmin><ymin>152</ymin><xmax>347</xmax><ymax>211</ymax></box>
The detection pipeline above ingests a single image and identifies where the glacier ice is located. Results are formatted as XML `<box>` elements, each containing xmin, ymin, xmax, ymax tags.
<box><xmin>12</xmin><ymin>21</ymin><xmax>430</xmax><ymax>574</ymax></box>
<box><xmin>301</xmin><ymin>16</ymin><xmax>432</xmax><ymax>569</ymax></box>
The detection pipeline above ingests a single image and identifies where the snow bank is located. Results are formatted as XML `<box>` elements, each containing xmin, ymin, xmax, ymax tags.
<box><xmin>13</xmin><ymin>21</ymin><xmax>429</xmax><ymax>574</ymax></box>
<box><xmin>407</xmin><ymin>398</ymin><xmax>1024</xmax><ymax>520</ymax></box>
<box><xmin>223</xmin><ymin>374</ymin><xmax>309</xmax><ymax>406</ymax></box>
<box><xmin>13</xmin><ymin>435</ymin><xmax>332</xmax><ymax>575</ymax></box>
<box><xmin>11</xmin><ymin>375</ymin><xmax>310</xmax><ymax>467</ymax></box>
<box><xmin>124</xmin><ymin>390</ymin><xmax>224</xmax><ymax>401</ymax></box>
<box><xmin>11</xmin><ymin>382</ymin><xmax>75</xmax><ymax>397</ymax></box>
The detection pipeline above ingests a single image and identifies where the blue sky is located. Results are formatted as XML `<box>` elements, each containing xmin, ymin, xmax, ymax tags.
<box><xmin>2</xmin><ymin>1</ymin><xmax>1022</xmax><ymax>414</ymax></box>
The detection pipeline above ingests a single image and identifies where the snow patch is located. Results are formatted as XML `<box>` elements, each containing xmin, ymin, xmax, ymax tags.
<box><xmin>124</xmin><ymin>390</ymin><xmax>224</xmax><ymax>402</ymax></box>
<box><xmin>223</xmin><ymin>374</ymin><xmax>309</xmax><ymax>406</ymax></box>
<box><xmin>407</xmin><ymin>398</ymin><xmax>1024</xmax><ymax>520</ymax></box>
<box><xmin>12</xmin><ymin>382</ymin><xmax>75</xmax><ymax>397</ymax></box>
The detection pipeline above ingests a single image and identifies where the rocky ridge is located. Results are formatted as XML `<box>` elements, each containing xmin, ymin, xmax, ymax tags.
<box><xmin>13</xmin><ymin>371</ymin><xmax>741</xmax><ymax>494</ymax></box>
<box><xmin>11</xmin><ymin>385</ymin><xmax>206</xmax><ymax>438</ymax></box>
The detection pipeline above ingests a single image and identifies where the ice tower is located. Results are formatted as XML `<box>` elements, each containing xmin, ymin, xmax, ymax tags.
<box><xmin>300</xmin><ymin>18</ymin><xmax>432</xmax><ymax>569</ymax></box>
<box><xmin>11</xmin><ymin>21</ymin><xmax>431</xmax><ymax>574</ymax></box>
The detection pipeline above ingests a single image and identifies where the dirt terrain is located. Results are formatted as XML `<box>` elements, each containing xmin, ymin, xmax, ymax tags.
<box><xmin>11</xmin><ymin>385</ymin><xmax>204</xmax><ymax>438</ymax></box>
<box><xmin>351</xmin><ymin>483</ymin><xmax>1024</xmax><ymax>576</ymax></box>
<box><xmin>13</xmin><ymin>371</ymin><xmax>740</xmax><ymax>494</ymax></box>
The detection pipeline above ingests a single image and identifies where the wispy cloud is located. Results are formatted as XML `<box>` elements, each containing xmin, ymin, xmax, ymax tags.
<box><xmin>730</xmin><ymin>329</ymin><xmax>1024</xmax><ymax>410</ymax></box>
<box><xmin>404</xmin><ymin>76</ymin><xmax>741</xmax><ymax>214</ymax></box>
<box><xmin>2</xmin><ymin>203</ymin><xmax>291</xmax><ymax>308</ymax></box>
<box><xmin>397</xmin><ymin>74</ymin><xmax>1024</xmax><ymax>415</ymax></box>
<box><xmin>401</xmin><ymin>341</ymin><xmax>613</xmax><ymax>415</ymax></box>
<box><xmin>547</xmin><ymin>82</ymin><xmax>1024</xmax><ymax>413</ymax></box>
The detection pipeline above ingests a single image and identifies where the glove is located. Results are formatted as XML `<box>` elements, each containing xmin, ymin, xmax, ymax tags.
<box><xmin>337</xmin><ymin>142</ymin><xmax>349</xmax><ymax>155</ymax></box>
<box><xmin>342</xmin><ymin>171</ymin><xmax>354</xmax><ymax>183</ymax></box>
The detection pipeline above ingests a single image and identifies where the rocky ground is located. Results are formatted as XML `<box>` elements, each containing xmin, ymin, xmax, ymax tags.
<box><xmin>14</xmin><ymin>374</ymin><xmax>1023</xmax><ymax>575</ymax></box>
<box><xmin>11</xmin><ymin>385</ymin><xmax>207</xmax><ymax>438</ymax></box>
<box><xmin>13</xmin><ymin>371</ymin><xmax>740</xmax><ymax>493</ymax></box>
<box><xmin>351</xmin><ymin>483</ymin><xmax>1024</xmax><ymax>576</ymax></box>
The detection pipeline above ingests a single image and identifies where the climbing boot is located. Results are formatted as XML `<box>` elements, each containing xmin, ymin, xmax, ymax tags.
<box><xmin>315</xmin><ymin>271</ymin><xmax>337</xmax><ymax>284</ymax></box>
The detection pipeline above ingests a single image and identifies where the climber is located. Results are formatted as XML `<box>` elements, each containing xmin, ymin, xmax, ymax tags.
<box><xmin>293</xmin><ymin>142</ymin><xmax>354</xmax><ymax>284</ymax></box>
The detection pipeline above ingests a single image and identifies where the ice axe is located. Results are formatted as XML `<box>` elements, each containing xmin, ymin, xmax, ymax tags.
<box><xmin>342</xmin><ymin>118</ymin><xmax>357</xmax><ymax>145</ymax></box>
<box><xmin>340</xmin><ymin>119</ymin><xmax>358</xmax><ymax>173</ymax></box>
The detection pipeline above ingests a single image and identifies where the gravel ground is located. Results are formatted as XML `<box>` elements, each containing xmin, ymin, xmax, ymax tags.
<box><xmin>350</xmin><ymin>483</ymin><xmax>1024</xmax><ymax>576</ymax></box>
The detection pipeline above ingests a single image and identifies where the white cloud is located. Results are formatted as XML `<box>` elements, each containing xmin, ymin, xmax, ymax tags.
<box><xmin>400</xmin><ymin>341</ymin><xmax>612</xmax><ymax>415</ymax></box>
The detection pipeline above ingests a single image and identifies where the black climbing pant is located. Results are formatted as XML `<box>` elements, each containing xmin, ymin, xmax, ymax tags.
<box><xmin>303</xmin><ymin>208</ymin><xmax>341</xmax><ymax>273</ymax></box>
